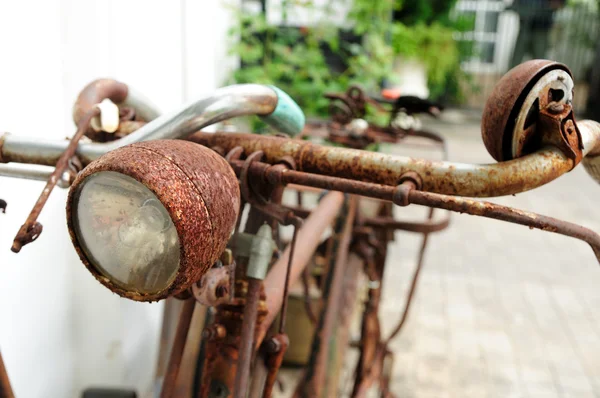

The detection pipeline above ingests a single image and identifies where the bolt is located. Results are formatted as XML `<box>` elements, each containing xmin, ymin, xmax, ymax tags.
<box><xmin>202</xmin><ymin>324</ymin><xmax>226</xmax><ymax>340</ymax></box>
<box><xmin>264</xmin><ymin>337</ymin><xmax>282</xmax><ymax>354</ymax></box>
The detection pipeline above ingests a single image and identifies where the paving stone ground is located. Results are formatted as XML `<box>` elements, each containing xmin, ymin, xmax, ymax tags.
<box><xmin>380</xmin><ymin>116</ymin><xmax>600</xmax><ymax>398</ymax></box>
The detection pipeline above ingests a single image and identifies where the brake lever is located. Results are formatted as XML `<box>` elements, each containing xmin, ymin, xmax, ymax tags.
<box><xmin>10</xmin><ymin>108</ymin><xmax>98</xmax><ymax>253</ymax></box>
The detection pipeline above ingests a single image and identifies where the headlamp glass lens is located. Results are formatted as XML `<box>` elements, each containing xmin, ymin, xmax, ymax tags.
<box><xmin>72</xmin><ymin>171</ymin><xmax>180</xmax><ymax>293</ymax></box>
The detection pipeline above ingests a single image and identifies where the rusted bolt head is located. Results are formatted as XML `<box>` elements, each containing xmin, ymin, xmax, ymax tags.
<box><xmin>264</xmin><ymin>338</ymin><xmax>281</xmax><ymax>353</ymax></box>
<box><xmin>264</xmin><ymin>335</ymin><xmax>290</xmax><ymax>354</ymax></box>
<box><xmin>482</xmin><ymin>60</ymin><xmax>573</xmax><ymax>161</ymax></box>
<box><xmin>202</xmin><ymin>324</ymin><xmax>227</xmax><ymax>340</ymax></box>
<box><xmin>66</xmin><ymin>140</ymin><xmax>240</xmax><ymax>302</ymax></box>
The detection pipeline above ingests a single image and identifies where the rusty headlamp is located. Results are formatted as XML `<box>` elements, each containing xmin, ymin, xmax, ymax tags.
<box><xmin>66</xmin><ymin>140</ymin><xmax>240</xmax><ymax>302</ymax></box>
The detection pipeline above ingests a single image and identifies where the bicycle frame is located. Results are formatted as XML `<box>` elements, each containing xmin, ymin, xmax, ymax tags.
<box><xmin>2</xmin><ymin>60</ymin><xmax>600</xmax><ymax>398</ymax></box>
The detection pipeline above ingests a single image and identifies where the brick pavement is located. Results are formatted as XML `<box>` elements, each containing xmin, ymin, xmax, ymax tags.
<box><xmin>380</xmin><ymin>117</ymin><xmax>600</xmax><ymax>398</ymax></box>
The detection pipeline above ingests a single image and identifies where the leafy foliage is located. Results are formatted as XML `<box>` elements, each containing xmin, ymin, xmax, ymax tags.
<box><xmin>230</xmin><ymin>4</ymin><xmax>393</xmax><ymax>118</ymax></box>
<box><xmin>229</xmin><ymin>0</ymin><xmax>472</xmax><ymax>121</ymax></box>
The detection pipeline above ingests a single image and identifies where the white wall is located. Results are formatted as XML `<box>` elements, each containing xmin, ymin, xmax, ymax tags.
<box><xmin>0</xmin><ymin>1</ymin><xmax>234</xmax><ymax>396</ymax></box>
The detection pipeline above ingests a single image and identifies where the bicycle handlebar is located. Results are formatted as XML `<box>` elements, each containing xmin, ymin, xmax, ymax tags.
<box><xmin>3</xmin><ymin>117</ymin><xmax>599</xmax><ymax>198</ymax></box>
<box><xmin>2</xmin><ymin>60</ymin><xmax>600</xmax><ymax>199</ymax></box>
<box><xmin>72</xmin><ymin>78</ymin><xmax>162</xmax><ymax>129</ymax></box>
<box><xmin>187</xmin><ymin>121</ymin><xmax>600</xmax><ymax>197</ymax></box>
<box><xmin>0</xmin><ymin>83</ymin><xmax>304</xmax><ymax>166</ymax></box>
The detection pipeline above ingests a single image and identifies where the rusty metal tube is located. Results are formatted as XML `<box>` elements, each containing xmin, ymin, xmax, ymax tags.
<box><xmin>187</xmin><ymin>124</ymin><xmax>600</xmax><ymax>197</ymax></box>
<box><xmin>406</xmin><ymin>190</ymin><xmax>600</xmax><ymax>263</ymax></box>
<box><xmin>3</xmin><ymin>119</ymin><xmax>600</xmax><ymax>196</ymax></box>
<box><xmin>0</xmin><ymin>349</ymin><xmax>14</xmax><ymax>398</ymax></box>
<box><xmin>72</xmin><ymin>79</ymin><xmax>144</xmax><ymax>127</ymax></box>
<box><xmin>0</xmin><ymin>85</ymin><xmax>279</xmax><ymax>166</ymax></box>
<box><xmin>256</xmin><ymin>191</ymin><xmax>345</xmax><ymax>346</ymax></box>
<box><xmin>233</xmin><ymin>278</ymin><xmax>262</xmax><ymax>398</ymax></box>
<box><xmin>361</xmin><ymin>215</ymin><xmax>450</xmax><ymax>233</ymax></box>
<box><xmin>301</xmin><ymin>197</ymin><xmax>356</xmax><ymax>397</ymax></box>
<box><xmin>160</xmin><ymin>297</ymin><xmax>196</xmax><ymax>398</ymax></box>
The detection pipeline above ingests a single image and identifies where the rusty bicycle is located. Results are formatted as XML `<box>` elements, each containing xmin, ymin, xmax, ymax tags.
<box><xmin>1</xmin><ymin>59</ymin><xmax>600</xmax><ymax>398</ymax></box>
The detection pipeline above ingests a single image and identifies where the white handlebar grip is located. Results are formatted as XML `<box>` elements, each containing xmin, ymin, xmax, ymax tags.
<box><xmin>91</xmin><ymin>99</ymin><xmax>120</xmax><ymax>133</ymax></box>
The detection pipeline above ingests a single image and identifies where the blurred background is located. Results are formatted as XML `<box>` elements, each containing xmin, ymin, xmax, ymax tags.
<box><xmin>1</xmin><ymin>0</ymin><xmax>600</xmax><ymax>397</ymax></box>
<box><xmin>231</xmin><ymin>0</ymin><xmax>600</xmax><ymax>120</ymax></box>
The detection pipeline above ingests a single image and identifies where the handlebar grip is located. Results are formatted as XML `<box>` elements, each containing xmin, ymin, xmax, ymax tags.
<box><xmin>260</xmin><ymin>86</ymin><xmax>305</xmax><ymax>136</ymax></box>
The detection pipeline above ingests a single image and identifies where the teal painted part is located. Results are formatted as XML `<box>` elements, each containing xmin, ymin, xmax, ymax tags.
<box><xmin>260</xmin><ymin>86</ymin><xmax>305</xmax><ymax>136</ymax></box>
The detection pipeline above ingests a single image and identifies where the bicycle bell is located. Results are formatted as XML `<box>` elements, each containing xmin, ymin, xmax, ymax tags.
<box><xmin>482</xmin><ymin>60</ymin><xmax>575</xmax><ymax>161</ymax></box>
<box><xmin>66</xmin><ymin>140</ymin><xmax>240</xmax><ymax>302</ymax></box>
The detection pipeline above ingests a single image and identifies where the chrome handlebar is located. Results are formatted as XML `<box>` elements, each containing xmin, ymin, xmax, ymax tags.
<box><xmin>0</xmin><ymin>84</ymin><xmax>304</xmax><ymax>167</ymax></box>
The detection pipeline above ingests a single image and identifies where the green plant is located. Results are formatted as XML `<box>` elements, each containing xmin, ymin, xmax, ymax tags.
<box><xmin>390</xmin><ymin>22</ymin><xmax>459</xmax><ymax>90</ymax></box>
<box><xmin>229</xmin><ymin>3</ymin><xmax>393</xmax><ymax>120</ymax></box>
<box><xmin>389</xmin><ymin>0</ymin><xmax>474</xmax><ymax>101</ymax></box>
<box><xmin>228</xmin><ymin>0</ymin><xmax>472</xmax><ymax>126</ymax></box>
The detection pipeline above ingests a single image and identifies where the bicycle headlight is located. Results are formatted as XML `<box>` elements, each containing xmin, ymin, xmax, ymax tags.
<box><xmin>66</xmin><ymin>140</ymin><xmax>240</xmax><ymax>302</ymax></box>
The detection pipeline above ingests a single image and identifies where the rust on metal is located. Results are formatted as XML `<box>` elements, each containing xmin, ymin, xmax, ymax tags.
<box><xmin>233</xmin><ymin>277</ymin><xmax>263</xmax><ymax>398</ymax></box>
<box><xmin>257</xmin><ymin>191</ymin><xmax>346</xmax><ymax>347</ymax></box>
<box><xmin>11</xmin><ymin>107</ymin><xmax>98</xmax><ymax>253</ymax></box>
<box><xmin>329</xmin><ymin>252</ymin><xmax>363</xmax><ymax>397</ymax></box>
<box><xmin>352</xmin><ymin>203</ymin><xmax>393</xmax><ymax>396</ymax></box>
<box><xmin>261</xmin><ymin>333</ymin><xmax>289</xmax><ymax>398</ymax></box>
<box><xmin>352</xmin><ymin>345</ymin><xmax>388</xmax><ymax>398</ymax></box>
<box><xmin>237</xmin><ymin>152</ymin><xmax>305</xmax><ymax>335</ymax></box>
<box><xmin>202</xmin><ymin>324</ymin><xmax>227</xmax><ymax>341</ymax></box>
<box><xmin>536</xmin><ymin>105</ymin><xmax>582</xmax><ymax>165</ymax></box>
<box><xmin>297</xmin><ymin>196</ymin><xmax>357</xmax><ymax>397</ymax></box>
<box><xmin>217</xmin><ymin>156</ymin><xmax>600</xmax><ymax>264</ymax></box>
<box><xmin>324</xmin><ymin>85</ymin><xmax>368</xmax><ymax>124</ymax></box>
<box><xmin>359</xmin><ymin>215</ymin><xmax>449</xmax><ymax>233</ymax></box>
<box><xmin>189</xmin><ymin>131</ymin><xmax>574</xmax><ymax>197</ymax></box>
<box><xmin>384</xmin><ymin>206</ymin><xmax>435</xmax><ymax>343</ymax></box>
<box><xmin>67</xmin><ymin>140</ymin><xmax>241</xmax><ymax>301</ymax></box>
<box><xmin>398</xmin><ymin>187</ymin><xmax>600</xmax><ymax>263</ymax></box>
<box><xmin>192</xmin><ymin>266</ymin><xmax>231</xmax><ymax>307</ymax></box>
<box><xmin>160</xmin><ymin>296</ymin><xmax>196</xmax><ymax>398</ymax></box>
<box><xmin>198</xmin><ymin>279</ymin><xmax>269</xmax><ymax>398</ymax></box>
<box><xmin>199</xmin><ymin>178</ymin><xmax>278</xmax><ymax>398</ymax></box>
<box><xmin>0</xmin><ymin>349</ymin><xmax>14</xmax><ymax>398</ymax></box>
<box><xmin>287</xmin><ymin>203</ymin><xmax>450</xmax><ymax>234</ymax></box>
<box><xmin>73</xmin><ymin>79</ymin><xmax>128</xmax><ymax>127</ymax></box>
<box><xmin>154</xmin><ymin>298</ymin><xmax>182</xmax><ymax>386</ymax></box>
<box><xmin>481</xmin><ymin>59</ymin><xmax>572</xmax><ymax>161</ymax></box>
<box><xmin>72</xmin><ymin>79</ymin><xmax>149</xmax><ymax>142</ymax></box>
